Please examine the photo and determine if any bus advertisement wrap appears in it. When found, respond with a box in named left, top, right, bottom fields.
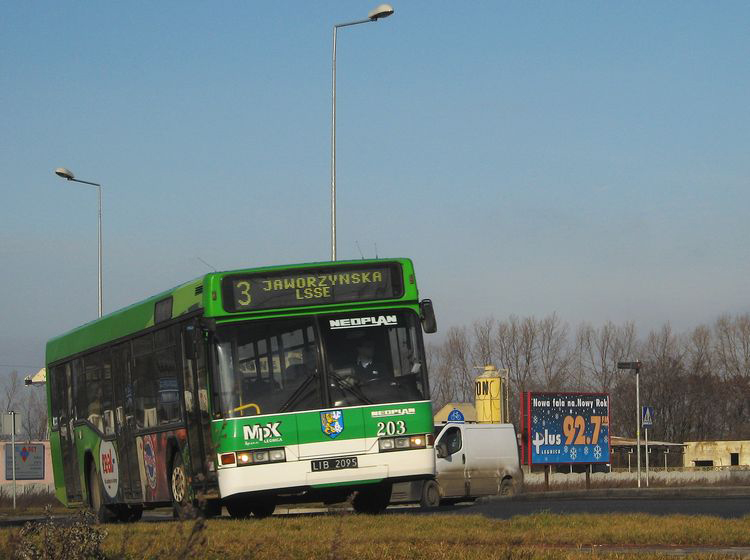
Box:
left=520, top=392, right=610, bottom=465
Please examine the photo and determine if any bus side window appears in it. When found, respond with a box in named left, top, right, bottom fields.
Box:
left=71, top=358, right=85, bottom=422
left=101, top=351, right=114, bottom=435
left=133, top=333, right=156, bottom=429
left=155, top=325, right=182, bottom=425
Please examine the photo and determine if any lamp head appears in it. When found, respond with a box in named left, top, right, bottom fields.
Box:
left=368, top=3, right=394, bottom=20
left=54, top=167, right=75, bottom=180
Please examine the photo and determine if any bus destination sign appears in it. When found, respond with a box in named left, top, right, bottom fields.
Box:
left=222, top=263, right=403, bottom=312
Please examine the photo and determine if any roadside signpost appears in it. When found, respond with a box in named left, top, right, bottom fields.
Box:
left=618, top=361, right=643, bottom=487
left=642, top=406, right=654, bottom=487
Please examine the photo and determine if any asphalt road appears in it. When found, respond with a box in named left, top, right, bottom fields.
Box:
left=462, top=495, right=750, bottom=519
left=3, top=490, right=749, bottom=527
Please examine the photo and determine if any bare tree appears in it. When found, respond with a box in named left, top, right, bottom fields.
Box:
left=0, top=371, right=21, bottom=413
left=714, top=313, right=750, bottom=380
left=576, top=321, right=636, bottom=393
left=536, top=313, right=571, bottom=391
left=21, top=387, right=48, bottom=441
left=470, top=317, right=496, bottom=370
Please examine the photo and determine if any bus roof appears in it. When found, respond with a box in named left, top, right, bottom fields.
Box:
left=45, top=258, right=416, bottom=365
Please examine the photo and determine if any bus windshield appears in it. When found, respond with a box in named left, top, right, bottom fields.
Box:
left=212, top=310, right=428, bottom=418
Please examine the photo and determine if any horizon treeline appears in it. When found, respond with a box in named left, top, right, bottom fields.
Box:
left=427, top=313, right=750, bottom=443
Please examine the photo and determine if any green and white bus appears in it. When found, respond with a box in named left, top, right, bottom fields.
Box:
left=46, top=258, right=437, bottom=520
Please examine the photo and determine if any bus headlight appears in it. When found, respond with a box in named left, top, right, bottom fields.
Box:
left=378, top=435, right=429, bottom=452
left=218, top=448, right=286, bottom=468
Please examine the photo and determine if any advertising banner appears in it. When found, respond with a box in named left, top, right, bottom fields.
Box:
left=4, top=443, right=45, bottom=480
left=521, top=392, right=610, bottom=465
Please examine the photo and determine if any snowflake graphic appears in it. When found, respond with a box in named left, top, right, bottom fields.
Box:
left=569, top=447, right=577, bottom=460
left=594, top=446, right=602, bottom=460
left=563, top=445, right=568, bottom=453
left=583, top=446, right=589, bottom=455
left=603, top=435, right=608, bottom=444
left=533, top=415, right=538, bottom=424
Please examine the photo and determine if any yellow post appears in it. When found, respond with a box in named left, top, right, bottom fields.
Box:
left=474, top=365, right=506, bottom=423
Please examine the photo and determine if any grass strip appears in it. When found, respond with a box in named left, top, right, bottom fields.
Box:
left=1, top=512, right=748, bottom=559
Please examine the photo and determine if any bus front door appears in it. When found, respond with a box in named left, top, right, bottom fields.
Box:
left=182, top=322, right=216, bottom=500
left=112, top=343, right=142, bottom=500
left=57, top=363, right=82, bottom=503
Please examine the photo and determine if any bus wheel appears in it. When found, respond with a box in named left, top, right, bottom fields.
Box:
left=250, top=498, right=275, bottom=519
left=88, top=462, right=116, bottom=523
left=200, top=499, right=222, bottom=518
left=226, top=500, right=252, bottom=519
left=226, top=498, right=275, bottom=519
left=352, top=482, right=392, bottom=514
left=170, top=453, right=195, bottom=519
left=419, top=480, right=441, bottom=508
left=116, top=505, right=143, bottom=523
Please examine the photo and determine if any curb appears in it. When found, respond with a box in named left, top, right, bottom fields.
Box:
left=477, top=486, right=750, bottom=503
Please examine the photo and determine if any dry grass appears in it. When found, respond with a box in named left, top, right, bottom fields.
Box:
left=2, top=512, right=749, bottom=559
left=0, top=487, right=66, bottom=515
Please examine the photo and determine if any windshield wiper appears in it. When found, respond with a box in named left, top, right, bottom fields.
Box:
left=327, top=371, right=373, bottom=405
left=278, top=373, right=317, bottom=413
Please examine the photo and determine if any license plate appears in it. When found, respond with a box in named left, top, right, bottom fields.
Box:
left=311, top=456, right=359, bottom=472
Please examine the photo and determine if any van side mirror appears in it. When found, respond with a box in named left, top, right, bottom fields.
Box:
left=420, top=299, right=437, bottom=334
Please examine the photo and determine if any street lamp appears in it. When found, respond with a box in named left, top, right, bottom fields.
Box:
left=330, top=4, right=394, bottom=261
left=618, top=360, right=642, bottom=487
left=54, top=167, right=103, bottom=318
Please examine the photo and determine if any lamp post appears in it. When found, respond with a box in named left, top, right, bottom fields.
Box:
left=7, top=411, right=16, bottom=510
left=54, top=168, right=103, bottom=318
left=331, top=4, right=394, bottom=261
left=618, top=361, right=642, bottom=487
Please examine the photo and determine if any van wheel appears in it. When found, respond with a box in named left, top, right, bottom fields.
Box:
left=500, top=478, right=515, bottom=497
left=171, top=453, right=196, bottom=519
left=352, top=482, right=392, bottom=514
left=88, top=462, right=116, bottom=523
left=419, top=480, right=441, bottom=508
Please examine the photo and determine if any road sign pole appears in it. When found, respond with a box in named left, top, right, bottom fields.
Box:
left=645, top=427, right=649, bottom=487
left=10, top=412, right=16, bottom=510
left=636, top=370, right=641, bottom=488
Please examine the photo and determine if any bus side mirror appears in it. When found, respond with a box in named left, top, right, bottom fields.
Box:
left=420, top=299, right=437, bottom=333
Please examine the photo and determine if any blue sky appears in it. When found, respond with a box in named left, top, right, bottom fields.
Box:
left=2, top=1, right=749, bottom=375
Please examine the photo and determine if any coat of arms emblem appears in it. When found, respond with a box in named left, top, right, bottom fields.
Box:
left=320, top=410, right=344, bottom=439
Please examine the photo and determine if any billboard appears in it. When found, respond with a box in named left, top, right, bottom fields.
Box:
left=4, top=443, right=45, bottom=480
left=520, top=392, right=610, bottom=465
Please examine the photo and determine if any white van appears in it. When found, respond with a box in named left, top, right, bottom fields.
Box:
left=391, top=423, right=523, bottom=507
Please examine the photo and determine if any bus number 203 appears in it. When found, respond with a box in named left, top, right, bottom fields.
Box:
left=377, top=421, right=406, bottom=436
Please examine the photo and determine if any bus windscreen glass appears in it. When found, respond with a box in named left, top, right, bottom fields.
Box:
left=222, top=262, right=403, bottom=312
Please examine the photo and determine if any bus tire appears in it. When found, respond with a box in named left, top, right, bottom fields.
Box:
left=419, top=480, right=441, bottom=508
left=88, top=461, right=116, bottom=523
left=116, top=505, right=143, bottom=523
left=200, top=499, right=222, bottom=518
left=250, top=497, right=276, bottom=518
left=352, top=482, right=392, bottom=514
left=170, top=452, right=196, bottom=519
left=226, top=500, right=252, bottom=519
